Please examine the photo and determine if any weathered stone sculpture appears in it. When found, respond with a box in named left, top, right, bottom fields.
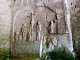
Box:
left=29, top=24, right=32, bottom=41
left=11, top=0, right=74, bottom=56
left=14, top=31, right=19, bottom=41
left=50, top=20, right=57, bottom=33
left=21, top=24, right=27, bottom=41
left=38, top=21, right=42, bottom=40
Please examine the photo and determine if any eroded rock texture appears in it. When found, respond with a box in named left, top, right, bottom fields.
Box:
left=11, top=0, right=74, bottom=56
left=68, top=0, right=80, bottom=58
left=0, top=0, right=13, bottom=51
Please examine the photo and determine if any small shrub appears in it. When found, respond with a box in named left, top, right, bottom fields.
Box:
left=0, top=51, right=11, bottom=60
left=44, top=48, right=75, bottom=60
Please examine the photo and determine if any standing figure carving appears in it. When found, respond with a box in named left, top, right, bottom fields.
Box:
left=21, top=24, right=27, bottom=41
left=37, top=21, right=42, bottom=40
left=28, top=21, right=32, bottom=41
left=14, top=31, right=19, bottom=41
left=44, top=36, right=49, bottom=49
left=50, top=20, right=56, bottom=33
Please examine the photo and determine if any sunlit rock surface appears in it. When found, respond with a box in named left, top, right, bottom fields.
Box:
left=0, top=0, right=12, bottom=50
left=11, top=0, right=74, bottom=56
left=69, top=0, right=80, bottom=58
left=0, top=0, right=79, bottom=58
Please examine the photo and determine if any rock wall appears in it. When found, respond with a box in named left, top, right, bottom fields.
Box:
left=0, top=0, right=79, bottom=57
left=11, top=0, right=74, bottom=56
left=68, top=0, right=80, bottom=58
left=0, top=0, right=13, bottom=52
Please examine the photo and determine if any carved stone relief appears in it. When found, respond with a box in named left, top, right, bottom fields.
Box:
left=11, top=0, right=72, bottom=56
left=42, top=34, right=71, bottom=54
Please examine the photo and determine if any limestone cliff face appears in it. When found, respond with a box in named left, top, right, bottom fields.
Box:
left=0, top=0, right=13, bottom=51
left=0, top=0, right=79, bottom=57
left=11, top=0, right=74, bottom=56
left=68, top=0, right=80, bottom=56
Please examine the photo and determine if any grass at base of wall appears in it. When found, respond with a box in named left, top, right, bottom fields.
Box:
left=0, top=53, right=39, bottom=60
left=11, top=53, right=39, bottom=60
left=0, top=49, right=11, bottom=60
left=42, top=48, right=75, bottom=60
left=11, top=56, right=38, bottom=60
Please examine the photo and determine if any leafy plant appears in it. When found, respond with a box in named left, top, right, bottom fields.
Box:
left=0, top=50, right=11, bottom=60
left=43, top=47, right=75, bottom=60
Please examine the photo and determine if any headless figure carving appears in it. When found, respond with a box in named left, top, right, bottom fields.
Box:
left=14, top=31, right=19, bottom=41
left=47, top=20, right=56, bottom=33
left=44, top=36, right=49, bottom=48
left=50, top=20, right=56, bottom=33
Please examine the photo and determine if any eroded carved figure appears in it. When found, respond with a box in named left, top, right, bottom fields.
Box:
left=50, top=20, right=57, bottom=33
left=21, top=24, right=27, bottom=41
left=38, top=21, right=42, bottom=40
left=14, top=31, right=19, bottom=41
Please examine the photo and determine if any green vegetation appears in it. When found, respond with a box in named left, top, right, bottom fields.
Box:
left=46, top=51, right=74, bottom=60
left=0, top=51, right=11, bottom=60
left=11, top=56, right=37, bottom=60
left=45, top=48, right=75, bottom=60
left=0, top=53, right=38, bottom=60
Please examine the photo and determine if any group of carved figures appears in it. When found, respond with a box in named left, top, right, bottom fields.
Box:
left=14, top=20, right=57, bottom=41
left=14, top=24, right=29, bottom=41
left=14, top=21, right=42, bottom=41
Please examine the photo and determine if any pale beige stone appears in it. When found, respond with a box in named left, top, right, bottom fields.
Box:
left=0, top=0, right=12, bottom=49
